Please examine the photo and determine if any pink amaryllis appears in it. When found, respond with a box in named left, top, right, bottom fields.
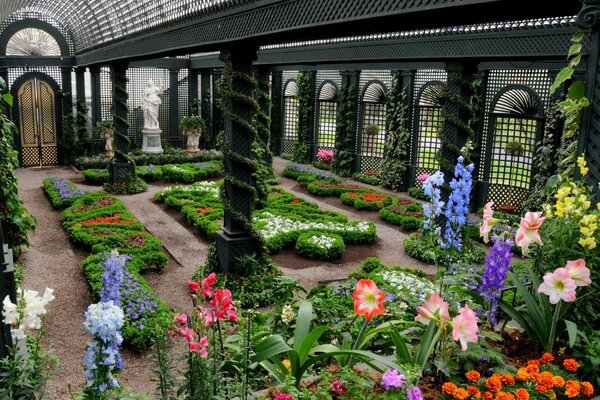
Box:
left=452, top=305, right=479, bottom=351
left=515, top=211, right=545, bottom=254
left=415, top=293, right=450, bottom=325
left=353, top=279, right=385, bottom=320
left=479, top=201, right=499, bottom=244
left=565, top=259, right=592, bottom=287
left=538, top=267, right=577, bottom=304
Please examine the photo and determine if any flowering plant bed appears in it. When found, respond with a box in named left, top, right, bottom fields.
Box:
left=282, top=162, right=339, bottom=183
left=82, top=168, right=109, bottom=185
left=379, top=197, right=424, bottom=231
left=307, top=180, right=371, bottom=196
left=295, top=232, right=345, bottom=261
left=134, top=164, right=163, bottom=181
left=161, top=161, right=222, bottom=183
left=42, top=177, right=86, bottom=208
left=340, top=191, right=392, bottom=211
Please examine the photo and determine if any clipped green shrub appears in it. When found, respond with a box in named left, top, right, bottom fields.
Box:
left=351, top=172, right=381, bottom=186
left=295, top=233, right=345, bottom=261
left=161, top=161, right=222, bottom=183
left=407, top=186, right=428, bottom=201
left=42, top=177, right=86, bottom=209
left=83, top=168, right=109, bottom=185
left=379, top=197, right=424, bottom=231
left=307, top=181, right=370, bottom=196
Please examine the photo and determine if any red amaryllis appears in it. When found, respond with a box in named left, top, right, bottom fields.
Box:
left=353, top=279, right=385, bottom=320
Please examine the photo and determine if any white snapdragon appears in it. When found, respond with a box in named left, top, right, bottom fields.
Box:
left=254, top=212, right=370, bottom=240
left=157, top=182, right=220, bottom=198
left=2, top=287, right=55, bottom=340
left=308, top=235, right=336, bottom=249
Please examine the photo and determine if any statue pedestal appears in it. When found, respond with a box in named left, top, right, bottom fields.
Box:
left=142, top=128, right=163, bottom=154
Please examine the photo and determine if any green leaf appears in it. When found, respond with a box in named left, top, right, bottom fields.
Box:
left=567, top=81, right=586, bottom=101
left=568, top=43, right=582, bottom=58
left=293, top=300, right=313, bottom=350
left=251, top=335, right=292, bottom=364
left=297, top=326, right=329, bottom=364
left=564, top=319, right=578, bottom=348
left=2, top=93, right=12, bottom=106
left=571, top=31, right=584, bottom=43
left=569, top=54, right=583, bottom=69
left=550, top=68, right=574, bottom=95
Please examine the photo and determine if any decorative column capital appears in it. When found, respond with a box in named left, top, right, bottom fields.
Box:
left=578, top=0, right=600, bottom=29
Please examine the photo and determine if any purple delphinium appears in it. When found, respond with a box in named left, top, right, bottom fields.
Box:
left=477, top=234, right=513, bottom=325
left=381, top=369, right=405, bottom=390
left=422, top=171, right=445, bottom=233
left=406, top=386, right=424, bottom=400
left=286, top=162, right=339, bottom=179
left=442, top=157, right=474, bottom=251
left=120, top=269, right=159, bottom=331
left=49, top=177, right=86, bottom=200
left=100, top=251, right=129, bottom=306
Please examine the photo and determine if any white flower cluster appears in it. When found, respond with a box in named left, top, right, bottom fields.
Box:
left=378, top=270, right=434, bottom=304
left=308, top=235, right=336, bottom=249
left=2, top=287, right=55, bottom=340
left=281, top=304, right=294, bottom=325
left=254, top=212, right=371, bottom=240
left=157, top=182, right=220, bottom=198
left=164, top=165, right=187, bottom=173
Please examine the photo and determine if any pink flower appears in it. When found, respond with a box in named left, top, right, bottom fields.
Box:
left=415, top=293, right=450, bottom=325
left=538, top=267, right=577, bottom=304
left=201, top=272, right=217, bottom=299
left=452, top=305, right=478, bottom=351
left=187, top=280, right=200, bottom=293
left=417, top=173, right=431, bottom=183
left=565, top=259, right=592, bottom=287
left=515, top=212, right=545, bottom=254
left=177, top=327, right=195, bottom=342
left=332, top=379, right=344, bottom=394
left=174, top=313, right=188, bottom=327
left=210, top=288, right=234, bottom=320
left=479, top=201, right=499, bottom=244
left=274, top=395, right=293, bottom=400
left=353, top=279, right=385, bottom=320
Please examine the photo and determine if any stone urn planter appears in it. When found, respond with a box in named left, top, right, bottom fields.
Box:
left=181, top=115, right=205, bottom=154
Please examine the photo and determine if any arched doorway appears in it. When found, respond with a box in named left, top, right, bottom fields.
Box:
left=11, top=73, right=62, bottom=167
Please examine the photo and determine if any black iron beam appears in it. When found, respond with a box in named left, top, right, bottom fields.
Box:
left=75, top=0, right=579, bottom=66
left=0, top=56, right=75, bottom=67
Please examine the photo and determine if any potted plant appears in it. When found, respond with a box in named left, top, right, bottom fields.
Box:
left=498, top=139, right=525, bottom=214
left=181, top=115, right=205, bottom=153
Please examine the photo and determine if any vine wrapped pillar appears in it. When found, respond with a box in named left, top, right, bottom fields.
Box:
left=109, top=62, right=134, bottom=182
left=199, top=69, right=212, bottom=148
left=271, top=71, right=283, bottom=155
left=472, top=69, right=489, bottom=210
left=398, top=69, right=416, bottom=189
left=188, top=69, right=199, bottom=115
left=339, top=70, right=360, bottom=174
left=212, top=69, right=224, bottom=142
left=215, top=47, right=260, bottom=273
left=169, top=68, right=180, bottom=145
left=89, top=66, right=102, bottom=129
left=75, top=67, right=86, bottom=106
left=577, top=1, right=600, bottom=192
left=255, top=66, right=274, bottom=169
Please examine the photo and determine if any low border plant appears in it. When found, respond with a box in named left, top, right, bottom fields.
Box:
left=295, top=233, right=345, bottom=261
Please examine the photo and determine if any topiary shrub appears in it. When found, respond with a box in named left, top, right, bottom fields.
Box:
left=295, top=233, right=345, bottom=261
left=379, top=197, right=424, bottom=231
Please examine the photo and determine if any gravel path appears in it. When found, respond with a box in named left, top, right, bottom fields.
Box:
left=13, top=159, right=436, bottom=398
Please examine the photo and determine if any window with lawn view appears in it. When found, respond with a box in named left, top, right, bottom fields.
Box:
left=359, top=81, right=387, bottom=174
left=282, top=79, right=299, bottom=154
left=316, top=81, right=338, bottom=152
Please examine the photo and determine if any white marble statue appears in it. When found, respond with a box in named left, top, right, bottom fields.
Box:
left=103, top=127, right=114, bottom=158
left=185, top=128, right=202, bottom=153
left=140, top=79, right=164, bottom=130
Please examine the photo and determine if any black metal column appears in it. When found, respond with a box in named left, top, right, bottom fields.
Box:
left=399, top=69, right=416, bottom=188
left=0, top=223, right=15, bottom=359
left=472, top=69, right=490, bottom=209
left=75, top=67, right=86, bottom=105
left=212, top=69, right=224, bottom=144
left=188, top=68, right=199, bottom=115
left=341, top=70, right=360, bottom=173
left=200, top=70, right=212, bottom=148
left=90, top=66, right=102, bottom=128
left=256, top=66, right=272, bottom=153
left=577, top=1, right=600, bottom=191
left=61, top=67, right=73, bottom=116
left=271, top=71, right=283, bottom=155
left=169, top=68, right=180, bottom=144
left=214, top=47, right=260, bottom=273
left=303, top=70, right=317, bottom=163
left=109, top=62, right=133, bottom=182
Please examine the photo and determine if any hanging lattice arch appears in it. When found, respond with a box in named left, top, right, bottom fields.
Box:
left=483, top=84, right=546, bottom=212
left=411, top=80, right=446, bottom=185
left=0, top=17, right=71, bottom=56
left=358, top=80, right=388, bottom=174
left=315, top=80, right=339, bottom=153
left=281, top=79, right=300, bottom=154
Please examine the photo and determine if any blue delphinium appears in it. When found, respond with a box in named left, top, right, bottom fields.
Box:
left=120, top=269, right=159, bottom=332
left=49, top=177, right=86, bottom=200
left=477, top=234, right=513, bottom=325
left=100, top=251, right=129, bottom=306
left=83, top=301, right=125, bottom=396
left=286, top=162, right=338, bottom=179
left=442, top=157, right=474, bottom=250
left=422, top=171, right=445, bottom=233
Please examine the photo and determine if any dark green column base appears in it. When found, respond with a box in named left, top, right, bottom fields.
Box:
left=214, top=229, right=260, bottom=273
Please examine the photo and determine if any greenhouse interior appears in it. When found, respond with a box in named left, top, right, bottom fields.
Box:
left=1, top=0, right=599, bottom=399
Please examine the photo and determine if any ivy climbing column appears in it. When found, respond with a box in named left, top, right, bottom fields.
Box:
left=90, top=66, right=102, bottom=128
left=200, top=69, right=212, bottom=148
left=270, top=71, right=283, bottom=155
left=215, top=47, right=260, bottom=273
left=332, top=70, right=359, bottom=176
left=109, top=62, right=133, bottom=182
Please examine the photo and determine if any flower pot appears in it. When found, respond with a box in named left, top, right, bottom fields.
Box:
left=498, top=204, right=517, bottom=214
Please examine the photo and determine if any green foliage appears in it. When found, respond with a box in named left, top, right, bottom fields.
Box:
left=180, top=114, right=205, bottom=132
left=103, top=175, right=148, bottom=195
left=576, top=330, right=600, bottom=386
left=74, top=149, right=223, bottom=170
left=403, top=232, right=486, bottom=267
left=291, top=72, right=313, bottom=164
left=0, top=77, right=36, bottom=250
left=62, top=100, right=93, bottom=163
left=332, top=85, right=357, bottom=177
left=161, top=161, right=222, bottom=183
left=407, top=186, right=428, bottom=201
left=83, top=168, right=110, bottom=185
left=379, top=198, right=424, bottom=231
left=380, top=78, right=410, bottom=191
left=295, top=232, right=345, bottom=261
left=311, top=160, right=332, bottom=171
left=307, top=180, right=370, bottom=196
left=351, top=172, right=380, bottom=185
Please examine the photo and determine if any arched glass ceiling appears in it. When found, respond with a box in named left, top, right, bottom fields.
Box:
left=0, top=0, right=247, bottom=52
left=6, top=27, right=60, bottom=56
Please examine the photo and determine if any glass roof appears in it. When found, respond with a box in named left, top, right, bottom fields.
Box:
left=6, top=27, right=60, bottom=56
left=0, top=0, right=249, bottom=53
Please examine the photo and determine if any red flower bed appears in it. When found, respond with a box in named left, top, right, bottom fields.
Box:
left=80, top=213, right=134, bottom=226
left=196, top=207, right=216, bottom=216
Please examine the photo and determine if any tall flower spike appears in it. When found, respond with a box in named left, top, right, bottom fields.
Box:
left=353, top=279, right=385, bottom=320
left=515, top=211, right=545, bottom=254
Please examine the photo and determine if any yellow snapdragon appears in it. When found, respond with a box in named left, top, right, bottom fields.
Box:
left=578, top=214, right=598, bottom=250
left=577, top=155, right=589, bottom=176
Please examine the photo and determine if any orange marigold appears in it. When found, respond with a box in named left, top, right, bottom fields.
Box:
left=525, top=364, right=539, bottom=374
left=515, top=388, right=530, bottom=400
left=486, top=376, right=503, bottom=393
left=536, top=372, right=554, bottom=388
left=484, top=392, right=494, bottom=400
left=454, top=388, right=469, bottom=400
left=466, top=370, right=481, bottom=382
left=563, top=359, right=579, bottom=372
left=516, top=369, right=530, bottom=382
left=536, top=384, right=549, bottom=394
left=527, top=359, right=540, bottom=366
left=502, top=374, right=515, bottom=386
left=540, top=353, right=554, bottom=363
left=582, top=381, right=594, bottom=396
left=468, top=386, right=482, bottom=398
left=552, top=376, right=565, bottom=388
left=443, top=382, right=458, bottom=395
left=565, top=381, right=581, bottom=398
left=495, top=391, right=515, bottom=400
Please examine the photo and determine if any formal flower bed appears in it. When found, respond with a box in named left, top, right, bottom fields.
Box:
left=379, top=197, right=425, bottom=231
left=73, top=148, right=222, bottom=170
left=340, top=191, right=392, bottom=211
left=307, top=180, right=371, bottom=196
left=295, top=232, right=345, bottom=261
left=282, top=162, right=339, bottom=182
left=42, top=177, right=86, bottom=208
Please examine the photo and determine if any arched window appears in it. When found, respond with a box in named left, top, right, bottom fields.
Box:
left=6, top=28, right=61, bottom=56
left=316, top=81, right=338, bottom=152
left=282, top=79, right=299, bottom=154
left=485, top=85, right=544, bottom=209
left=359, top=81, right=387, bottom=174
left=413, top=81, right=445, bottom=179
